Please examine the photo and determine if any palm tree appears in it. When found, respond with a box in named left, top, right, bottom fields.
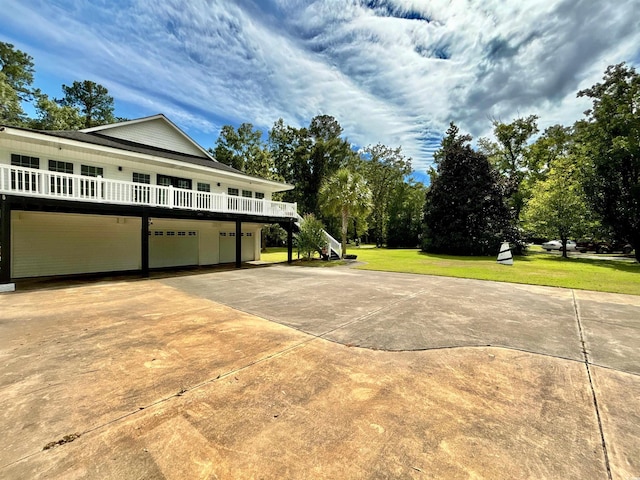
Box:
left=319, top=168, right=372, bottom=257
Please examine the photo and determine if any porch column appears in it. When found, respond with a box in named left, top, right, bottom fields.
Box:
left=0, top=196, right=13, bottom=287
left=141, top=210, right=150, bottom=277
left=235, top=219, right=242, bottom=268
left=287, top=220, right=293, bottom=264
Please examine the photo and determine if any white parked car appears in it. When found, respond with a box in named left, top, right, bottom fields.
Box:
left=541, top=240, right=578, bottom=251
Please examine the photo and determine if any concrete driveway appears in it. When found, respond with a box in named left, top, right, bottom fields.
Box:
left=1, top=265, right=638, bottom=479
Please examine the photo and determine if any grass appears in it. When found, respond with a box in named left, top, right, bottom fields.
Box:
left=260, top=248, right=346, bottom=267
left=261, top=245, right=640, bottom=295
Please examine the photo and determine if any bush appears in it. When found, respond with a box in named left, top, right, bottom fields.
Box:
left=294, top=214, right=327, bottom=260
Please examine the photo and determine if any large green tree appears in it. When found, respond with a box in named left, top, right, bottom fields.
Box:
left=0, top=72, right=23, bottom=125
left=479, top=115, right=539, bottom=223
left=212, top=123, right=274, bottom=178
left=525, top=124, right=574, bottom=186
left=577, top=63, right=640, bottom=261
left=319, top=167, right=371, bottom=256
left=29, top=91, right=84, bottom=130
left=522, top=155, right=595, bottom=257
left=58, top=80, right=115, bottom=128
left=422, top=123, right=511, bottom=256
left=0, top=42, right=35, bottom=125
left=361, top=144, right=412, bottom=247
left=269, top=115, right=354, bottom=216
left=0, top=42, right=34, bottom=100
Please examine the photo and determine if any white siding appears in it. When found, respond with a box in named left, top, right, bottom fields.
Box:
left=11, top=212, right=140, bottom=278
left=95, top=118, right=205, bottom=156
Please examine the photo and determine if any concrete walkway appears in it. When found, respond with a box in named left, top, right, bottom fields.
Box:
left=1, top=265, right=638, bottom=479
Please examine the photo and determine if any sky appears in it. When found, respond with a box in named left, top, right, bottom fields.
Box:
left=1, top=0, right=640, bottom=181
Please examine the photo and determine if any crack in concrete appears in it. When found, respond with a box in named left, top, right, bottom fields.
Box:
left=573, top=289, right=612, bottom=480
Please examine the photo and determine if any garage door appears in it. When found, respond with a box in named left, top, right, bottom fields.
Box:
left=150, top=230, right=198, bottom=268
left=12, top=211, right=140, bottom=278
left=219, top=231, right=255, bottom=264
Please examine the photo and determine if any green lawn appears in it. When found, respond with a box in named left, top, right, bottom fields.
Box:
left=261, top=245, right=640, bottom=295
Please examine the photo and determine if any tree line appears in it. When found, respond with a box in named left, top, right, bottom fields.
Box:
left=212, top=117, right=425, bottom=255
left=424, top=63, right=640, bottom=261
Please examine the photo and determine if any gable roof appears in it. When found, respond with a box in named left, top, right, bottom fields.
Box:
left=39, top=129, right=242, bottom=173
left=80, top=114, right=212, bottom=158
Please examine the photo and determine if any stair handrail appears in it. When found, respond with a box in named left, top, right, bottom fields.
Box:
left=325, top=231, right=342, bottom=259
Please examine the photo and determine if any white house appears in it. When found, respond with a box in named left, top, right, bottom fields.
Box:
left=0, top=114, right=301, bottom=288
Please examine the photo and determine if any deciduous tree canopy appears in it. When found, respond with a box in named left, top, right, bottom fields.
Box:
left=577, top=63, right=640, bottom=260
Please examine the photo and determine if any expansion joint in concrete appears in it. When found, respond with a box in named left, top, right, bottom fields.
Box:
left=572, top=290, right=612, bottom=480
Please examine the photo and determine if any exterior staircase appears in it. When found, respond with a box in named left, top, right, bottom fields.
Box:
left=293, top=214, right=342, bottom=260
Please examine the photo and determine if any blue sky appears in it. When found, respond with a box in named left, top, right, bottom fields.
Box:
left=2, top=0, right=640, bottom=181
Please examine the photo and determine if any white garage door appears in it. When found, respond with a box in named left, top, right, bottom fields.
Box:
left=242, top=232, right=255, bottom=262
left=12, top=211, right=140, bottom=278
left=219, top=231, right=255, bottom=264
left=149, top=230, right=198, bottom=268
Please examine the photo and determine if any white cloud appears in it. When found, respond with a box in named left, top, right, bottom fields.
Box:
left=1, top=0, right=639, bottom=174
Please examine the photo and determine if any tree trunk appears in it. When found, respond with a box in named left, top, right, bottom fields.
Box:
left=561, top=237, right=568, bottom=258
left=341, top=209, right=348, bottom=257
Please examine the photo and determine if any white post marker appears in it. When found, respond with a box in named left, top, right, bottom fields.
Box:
left=497, top=242, right=513, bottom=265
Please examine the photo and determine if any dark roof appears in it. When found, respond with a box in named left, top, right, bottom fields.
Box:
left=32, top=128, right=246, bottom=176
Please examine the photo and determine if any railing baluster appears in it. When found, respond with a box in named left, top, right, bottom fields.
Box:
left=0, top=164, right=298, bottom=218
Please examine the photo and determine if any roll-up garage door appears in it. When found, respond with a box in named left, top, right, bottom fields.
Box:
left=12, top=211, right=140, bottom=278
left=149, top=230, right=198, bottom=268
left=219, top=231, right=255, bottom=264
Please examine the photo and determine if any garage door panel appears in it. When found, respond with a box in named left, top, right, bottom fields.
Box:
left=150, top=230, right=198, bottom=268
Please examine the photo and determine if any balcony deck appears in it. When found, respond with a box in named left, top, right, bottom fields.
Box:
left=0, top=165, right=297, bottom=219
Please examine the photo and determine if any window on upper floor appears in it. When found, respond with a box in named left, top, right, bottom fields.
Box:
left=11, top=154, right=40, bottom=169
left=255, top=192, right=265, bottom=199
left=48, top=160, right=73, bottom=195
left=228, top=188, right=239, bottom=196
left=132, top=173, right=151, bottom=203
left=157, top=174, right=192, bottom=190
left=197, top=182, right=211, bottom=192
left=242, top=190, right=252, bottom=198
left=80, top=165, right=104, bottom=197
left=10, top=154, right=40, bottom=191
left=133, top=173, right=151, bottom=184
left=81, top=165, right=104, bottom=177
left=48, top=160, right=73, bottom=174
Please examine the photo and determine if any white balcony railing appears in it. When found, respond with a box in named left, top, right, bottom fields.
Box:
left=0, top=164, right=297, bottom=219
